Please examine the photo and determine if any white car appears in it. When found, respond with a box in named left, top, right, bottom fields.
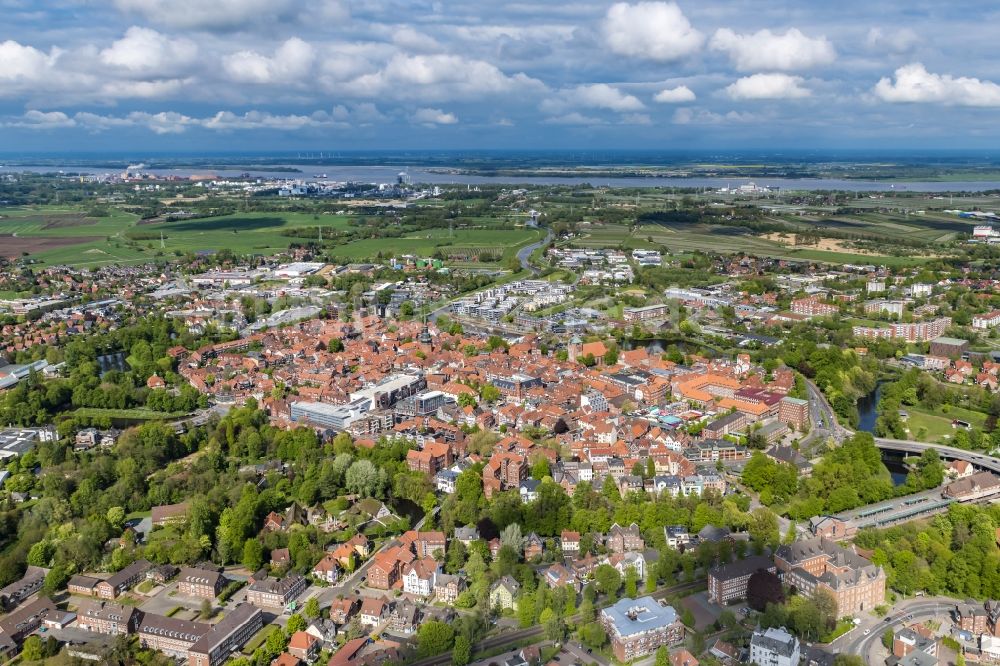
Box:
left=864, top=629, right=871, bottom=635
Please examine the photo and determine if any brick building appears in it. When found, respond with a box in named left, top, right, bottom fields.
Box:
left=137, top=613, right=209, bottom=660
left=483, top=452, right=528, bottom=499
left=708, top=555, right=777, bottom=604
left=76, top=600, right=140, bottom=635
left=600, top=597, right=685, bottom=661
left=606, top=523, right=645, bottom=554
left=95, top=559, right=152, bottom=599
left=177, top=568, right=227, bottom=600
left=187, top=604, right=263, bottom=666
left=778, top=397, right=810, bottom=430
left=245, top=574, right=307, bottom=610
left=774, top=537, right=886, bottom=615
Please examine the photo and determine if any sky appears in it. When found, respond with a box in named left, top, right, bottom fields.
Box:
left=2, top=0, right=1000, bottom=153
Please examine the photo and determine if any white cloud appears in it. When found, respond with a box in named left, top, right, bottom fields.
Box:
left=98, top=78, right=188, bottom=99
left=99, top=27, right=197, bottom=75
left=331, top=103, right=387, bottom=125
left=654, top=85, right=696, bottom=103
left=130, top=111, right=198, bottom=134
left=391, top=27, right=443, bottom=53
left=541, top=84, right=645, bottom=117
left=572, top=84, right=645, bottom=112
left=350, top=53, right=544, bottom=101
left=222, top=38, right=315, bottom=84
left=710, top=28, right=835, bottom=71
left=4, top=110, right=76, bottom=129
left=874, top=63, right=1000, bottom=107
left=74, top=110, right=197, bottom=134
left=203, top=109, right=343, bottom=130
left=866, top=27, right=918, bottom=54
left=543, top=112, right=606, bottom=125
left=112, top=0, right=347, bottom=30
left=0, top=40, right=61, bottom=83
left=603, top=2, right=703, bottom=62
left=672, top=107, right=757, bottom=125
left=412, top=107, right=458, bottom=125
left=725, top=73, right=811, bottom=100
left=7, top=104, right=392, bottom=134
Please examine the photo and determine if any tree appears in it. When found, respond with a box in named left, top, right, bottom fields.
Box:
left=541, top=607, right=564, bottom=641
left=106, top=506, right=126, bottom=530
left=286, top=613, right=306, bottom=635
left=345, top=459, right=382, bottom=497
left=594, top=564, right=622, bottom=599
left=580, top=621, right=607, bottom=649
left=43, top=565, right=70, bottom=596
left=417, top=620, right=455, bottom=657
left=747, top=570, right=785, bottom=612
left=531, top=457, right=551, bottom=480
left=812, top=588, right=839, bottom=632
left=603, top=348, right=619, bottom=366
left=21, top=635, right=43, bottom=662
left=265, top=625, right=287, bottom=657
left=480, top=384, right=501, bottom=403
left=199, top=598, right=212, bottom=619
left=518, top=591, right=536, bottom=628
left=624, top=566, right=639, bottom=599
left=500, top=523, right=525, bottom=554
left=453, top=635, right=472, bottom=666
left=328, top=338, right=344, bottom=352
left=655, top=646, right=670, bottom=666
left=304, top=596, right=320, bottom=619
left=748, top=507, right=780, bottom=547
left=242, top=538, right=265, bottom=572
left=27, top=541, right=54, bottom=567
left=446, top=539, right=467, bottom=574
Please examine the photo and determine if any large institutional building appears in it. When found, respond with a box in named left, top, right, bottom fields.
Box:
left=774, top=536, right=886, bottom=615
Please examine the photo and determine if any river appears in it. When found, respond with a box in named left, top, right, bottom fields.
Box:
left=856, top=383, right=883, bottom=433
left=3, top=163, right=1000, bottom=191
left=855, top=382, right=908, bottom=486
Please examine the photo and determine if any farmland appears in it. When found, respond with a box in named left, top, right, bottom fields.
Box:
left=568, top=221, right=934, bottom=267
left=0, top=207, right=542, bottom=267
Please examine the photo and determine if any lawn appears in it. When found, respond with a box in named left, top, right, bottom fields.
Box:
left=821, top=620, right=855, bottom=644
left=900, top=405, right=987, bottom=443
left=242, top=624, right=280, bottom=655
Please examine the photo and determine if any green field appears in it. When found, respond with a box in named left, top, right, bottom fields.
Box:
left=572, top=221, right=932, bottom=266
left=903, top=405, right=987, bottom=443
left=640, top=222, right=935, bottom=267
left=0, top=207, right=541, bottom=267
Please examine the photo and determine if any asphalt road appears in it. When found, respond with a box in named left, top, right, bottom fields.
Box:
left=838, top=597, right=959, bottom=660
left=517, top=228, right=553, bottom=274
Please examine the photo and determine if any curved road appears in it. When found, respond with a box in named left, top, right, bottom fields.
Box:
left=839, top=598, right=960, bottom=661
left=517, top=227, right=553, bottom=274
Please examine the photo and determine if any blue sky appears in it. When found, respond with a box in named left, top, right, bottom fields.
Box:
left=2, top=0, right=1000, bottom=152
